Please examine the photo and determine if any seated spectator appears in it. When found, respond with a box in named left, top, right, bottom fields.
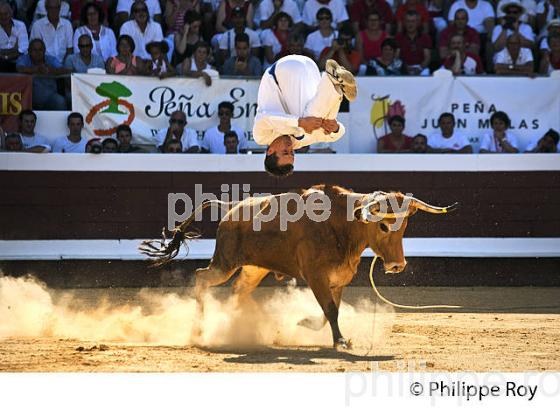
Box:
left=439, top=8, right=481, bottom=60
left=223, top=130, right=241, bottom=153
left=52, top=112, right=88, bottom=153
left=162, top=138, right=183, bottom=153
left=255, top=0, right=302, bottom=30
left=119, top=1, right=163, bottom=60
left=115, top=0, right=162, bottom=29
left=411, top=133, right=428, bottom=153
left=494, top=33, right=534, bottom=75
left=201, top=101, right=246, bottom=153
left=302, top=0, right=348, bottom=30
left=165, top=0, right=201, bottom=36
left=65, top=33, right=105, bottom=72
left=395, top=10, right=432, bottom=75
left=146, top=40, right=175, bottom=77
left=172, top=10, right=203, bottom=65
left=217, top=6, right=261, bottom=63
left=260, top=11, right=293, bottom=68
left=216, top=0, right=255, bottom=33
left=69, top=1, right=110, bottom=29
left=496, top=0, right=537, bottom=28
left=180, top=41, right=216, bottom=85
left=73, top=2, right=116, bottom=62
left=85, top=137, right=103, bottom=153
left=32, top=0, right=71, bottom=24
left=106, top=34, right=146, bottom=75
left=377, top=115, right=413, bottom=153
left=540, top=33, right=560, bottom=73
left=102, top=137, right=118, bottom=152
left=18, top=109, right=51, bottom=152
left=16, top=38, right=69, bottom=110
left=447, top=0, right=496, bottom=35
left=539, top=19, right=560, bottom=56
left=0, top=1, right=28, bottom=72
left=443, top=34, right=484, bottom=75
left=426, top=0, right=448, bottom=33
left=355, top=11, right=389, bottom=64
left=428, top=112, right=473, bottom=153
left=304, top=7, right=338, bottom=61
left=30, top=0, right=73, bottom=64
left=3, top=133, right=23, bottom=151
left=492, top=0, right=535, bottom=52
left=524, top=128, right=559, bottom=152
left=115, top=124, right=144, bottom=153
left=365, top=37, right=407, bottom=75
left=350, top=0, right=394, bottom=33
left=277, top=31, right=316, bottom=60
left=395, top=0, right=431, bottom=34
left=479, top=111, right=519, bottom=153
left=222, top=32, right=262, bottom=75
left=156, top=110, right=200, bottom=152
left=536, top=0, right=560, bottom=33
left=319, top=23, right=360, bottom=73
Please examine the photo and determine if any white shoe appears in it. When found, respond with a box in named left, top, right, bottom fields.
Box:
left=325, top=59, right=357, bottom=101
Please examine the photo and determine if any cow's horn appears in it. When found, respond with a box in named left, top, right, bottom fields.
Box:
left=359, top=192, right=409, bottom=220
left=407, top=197, right=459, bottom=214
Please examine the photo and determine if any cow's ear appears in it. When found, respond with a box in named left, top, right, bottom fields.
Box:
left=354, top=208, right=368, bottom=223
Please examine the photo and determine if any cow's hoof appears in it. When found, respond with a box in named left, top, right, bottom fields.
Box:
left=334, top=338, right=352, bottom=351
left=297, top=316, right=326, bottom=331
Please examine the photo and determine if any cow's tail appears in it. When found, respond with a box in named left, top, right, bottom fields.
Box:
left=139, top=200, right=227, bottom=267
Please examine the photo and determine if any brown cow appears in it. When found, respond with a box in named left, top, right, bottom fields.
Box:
left=140, top=185, right=457, bottom=349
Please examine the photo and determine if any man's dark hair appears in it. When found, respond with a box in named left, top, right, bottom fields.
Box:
left=193, top=41, right=210, bottom=55
left=388, top=115, right=405, bottom=126
left=414, top=133, right=427, bottom=141
left=184, top=10, right=202, bottom=25
left=116, top=124, right=132, bottom=137
left=490, top=111, right=511, bottom=128
left=264, top=152, right=294, bottom=177
left=218, top=101, right=234, bottom=113
left=316, top=7, right=333, bottom=20
left=438, top=112, right=455, bottom=125
left=381, top=38, right=398, bottom=50
left=544, top=128, right=560, bottom=145
left=224, top=130, right=239, bottom=141
left=28, top=38, right=45, bottom=51
left=102, top=137, right=118, bottom=148
left=235, top=32, right=250, bottom=46
left=19, top=109, right=36, bottom=121
left=273, top=11, right=293, bottom=28
left=67, top=112, right=84, bottom=124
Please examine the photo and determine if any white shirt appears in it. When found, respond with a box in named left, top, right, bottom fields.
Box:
left=30, top=17, right=74, bottom=63
left=254, top=0, right=303, bottom=26
left=0, top=19, right=29, bottom=54
left=304, top=29, right=338, bottom=60
left=493, top=47, right=533, bottom=65
left=479, top=131, right=519, bottom=152
left=73, top=25, right=117, bottom=61
left=428, top=130, right=471, bottom=151
left=260, top=28, right=282, bottom=57
left=116, top=0, right=162, bottom=18
left=52, top=136, right=89, bottom=153
left=496, top=0, right=537, bottom=22
left=302, top=0, right=348, bottom=27
left=448, top=0, right=496, bottom=33
left=119, top=20, right=163, bottom=59
left=491, top=23, right=535, bottom=44
left=32, top=0, right=71, bottom=24
left=21, top=133, right=52, bottom=151
left=156, top=127, right=200, bottom=151
left=218, top=28, right=261, bottom=56
left=536, top=1, right=559, bottom=24
left=202, top=125, right=247, bottom=153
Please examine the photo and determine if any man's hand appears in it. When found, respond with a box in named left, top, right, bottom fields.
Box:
left=321, top=118, right=339, bottom=134
left=298, top=116, right=323, bottom=133
left=200, top=71, right=212, bottom=86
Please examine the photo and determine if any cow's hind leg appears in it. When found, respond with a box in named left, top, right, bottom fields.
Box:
left=298, top=286, right=344, bottom=332
left=232, top=266, right=270, bottom=308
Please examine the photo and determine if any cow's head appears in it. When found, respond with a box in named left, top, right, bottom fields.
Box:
left=353, top=192, right=458, bottom=274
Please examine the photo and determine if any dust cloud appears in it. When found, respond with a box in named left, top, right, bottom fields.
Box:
left=0, top=275, right=394, bottom=348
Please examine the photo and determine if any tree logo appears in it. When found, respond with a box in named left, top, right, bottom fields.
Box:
left=85, top=81, right=135, bottom=136
left=370, top=94, right=405, bottom=139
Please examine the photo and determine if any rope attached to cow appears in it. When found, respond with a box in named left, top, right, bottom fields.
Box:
left=368, top=256, right=463, bottom=310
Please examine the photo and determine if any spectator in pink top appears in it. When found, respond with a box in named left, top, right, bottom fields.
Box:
left=356, top=11, right=389, bottom=63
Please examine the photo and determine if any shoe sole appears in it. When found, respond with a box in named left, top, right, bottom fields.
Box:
left=326, top=59, right=357, bottom=102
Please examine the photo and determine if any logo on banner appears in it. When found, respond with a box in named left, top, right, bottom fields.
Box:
left=370, top=94, right=406, bottom=139
left=85, top=81, right=135, bottom=136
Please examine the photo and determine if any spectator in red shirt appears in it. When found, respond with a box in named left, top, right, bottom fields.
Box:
left=356, top=11, right=389, bottom=63
left=377, top=115, right=414, bottom=153
left=350, top=0, right=394, bottom=32
left=443, top=34, right=484, bottom=74
left=395, top=0, right=432, bottom=34
left=439, top=8, right=481, bottom=60
left=319, top=23, right=361, bottom=73
left=395, top=10, right=432, bottom=74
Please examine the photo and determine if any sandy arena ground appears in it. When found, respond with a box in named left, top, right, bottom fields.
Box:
left=0, top=277, right=559, bottom=372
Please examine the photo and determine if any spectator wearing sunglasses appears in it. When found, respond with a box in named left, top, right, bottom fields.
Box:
left=119, top=0, right=163, bottom=59
left=155, top=110, right=200, bottom=152
left=64, top=34, right=104, bottom=72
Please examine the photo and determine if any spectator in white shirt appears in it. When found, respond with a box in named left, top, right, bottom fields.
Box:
left=494, top=33, right=534, bottom=75
left=255, top=0, right=302, bottom=30
left=492, top=0, right=535, bottom=52
left=201, top=101, right=246, bottom=153
left=156, top=110, right=200, bottom=152
left=304, top=7, right=338, bottom=61
left=73, top=2, right=117, bottom=61
left=30, top=0, right=73, bottom=64
left=536, top=0, right=560, bottom=33
left=447, top=0, right=495, bottom=34
left=119, top=1, right=164, bottom=59
left=18, top=109, right=51, bottom=153
left=428, top=112, right=473, bottom=153
left=524, top=128, right=560, bottom=152
left=302, top=0, right=348, bottom=30
left=218, top=6, right=261, bottom=62
left=52, top=112, right=89, bottom=153
left=115, top=0, right=162, bottom=31
left=0, top=1, right=28, bottom=71
left=32, top=0, right=71, bottom=24
left=496, top=0, right=537, bottom=28
left=479, top=111, right=519, bottom=153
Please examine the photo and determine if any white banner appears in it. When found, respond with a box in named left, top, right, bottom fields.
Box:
left=71, top=74, right=260, bottom=146
left=349, top=76, right=560, bottom=153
